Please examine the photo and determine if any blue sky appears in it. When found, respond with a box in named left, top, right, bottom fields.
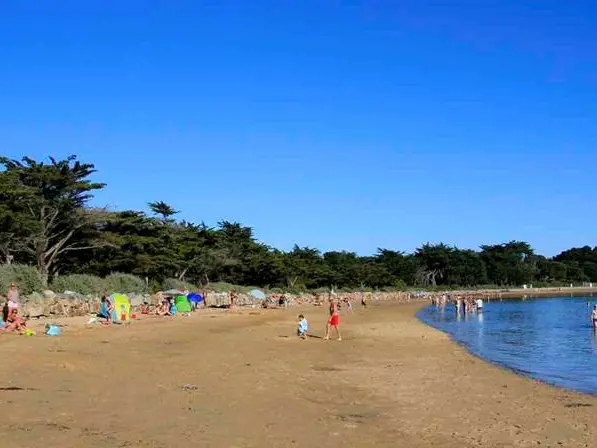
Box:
left=2, top=1, right=596, bottom=256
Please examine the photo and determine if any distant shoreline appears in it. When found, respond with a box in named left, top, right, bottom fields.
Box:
left=443, top=286, right=597, bottom=299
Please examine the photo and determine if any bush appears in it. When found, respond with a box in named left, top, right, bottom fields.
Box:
left=0, top=264, right=44, bottom=296
left=148, top=279, right=162, bottom=294
left=206, top=282, right=254, bottom=294
left=162, top=278, right=198, bottom=292
left=393, top=279, right=408, bottom=291
left=280, top=286, right=307, bottom=295
left=51, top=274, right=105, bottom=296
left=104, top=273, right=147, bottom=294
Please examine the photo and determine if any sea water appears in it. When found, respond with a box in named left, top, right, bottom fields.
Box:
left=418, top=296, right=597, bottom=395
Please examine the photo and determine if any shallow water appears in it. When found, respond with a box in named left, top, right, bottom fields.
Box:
left=418, top=296, right=597, bottom=395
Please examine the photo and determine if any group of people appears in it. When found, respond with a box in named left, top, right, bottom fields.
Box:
left=1, top=282, right=28, bottom=334
left=95, top=293, right=200, bottom=325
left=266, top=293, right=288, bottom=309
left=296, top=300, right=342, bottom=340
left=313, top=292, right=369, bottom=309
left=431, top=294, right=484, bottom=314
left=296, top=295, right=358, bottom=341
left=455, top=295, right=484, bottom=314
left=2, top=281, right=363, bottom=339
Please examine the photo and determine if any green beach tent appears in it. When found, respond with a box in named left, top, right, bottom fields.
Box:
left=174, top=295, right=192, bottom=313
left=109, top=293, right=131, bottom=323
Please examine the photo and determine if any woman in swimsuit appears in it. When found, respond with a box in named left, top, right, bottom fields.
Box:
left=4, top=308, right=27, bottom=334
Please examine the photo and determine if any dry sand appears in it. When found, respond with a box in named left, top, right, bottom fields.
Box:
left=0, top=302, right=596, bottom=447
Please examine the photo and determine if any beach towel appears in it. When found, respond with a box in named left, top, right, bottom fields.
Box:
left=46, top=325, right=61, bottom=336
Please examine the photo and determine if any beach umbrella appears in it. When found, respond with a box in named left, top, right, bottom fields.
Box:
left=249, top=289, right=266, bottom=301
left=163, top=289, right=183, bottom=296
left=188, top=292, right=204, bottom=303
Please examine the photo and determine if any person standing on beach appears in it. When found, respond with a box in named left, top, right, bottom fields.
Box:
left=325, top=298, right=342, bottom=341
left=345, top=298, right=353, bottom=312
left=98, top=295, right=113, bottom=324
left=4, top=282, right=20, bottom=322
left=361, top=292, right=370, bottom=309
left=229, top=290, right=237, bottom=309
left=7, top=282, right=19, bottom=307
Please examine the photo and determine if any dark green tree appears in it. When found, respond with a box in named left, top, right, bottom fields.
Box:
left=375, top=249, right=416, bottom=285
left=0, top=156, right=105, bottom=284
left=148, top=201, right=178, bottom=221
left=480, top=241, right=535, bottom=286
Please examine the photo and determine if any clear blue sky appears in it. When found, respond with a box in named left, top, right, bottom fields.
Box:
left=2, top=1, right=596, bottom=257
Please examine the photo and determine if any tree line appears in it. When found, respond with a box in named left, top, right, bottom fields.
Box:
left=1, top=156, right=596, bottom=290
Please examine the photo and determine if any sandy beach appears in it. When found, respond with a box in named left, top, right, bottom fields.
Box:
left=1, top=302, right=596, bottom=447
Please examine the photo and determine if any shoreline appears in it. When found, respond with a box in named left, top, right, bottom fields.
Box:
left=456, top=286, right=597, bottom=299
left=416, top=303, right=597, bottom=397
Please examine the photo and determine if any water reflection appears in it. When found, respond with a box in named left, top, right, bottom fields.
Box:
left=592, top=330, right=597, bottom=355
left=418, top=296, right=597, bottom=395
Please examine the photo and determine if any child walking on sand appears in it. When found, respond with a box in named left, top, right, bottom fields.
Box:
left=297, top=314, right=309, bottom=339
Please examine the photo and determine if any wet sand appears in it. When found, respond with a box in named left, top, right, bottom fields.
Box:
left=1, top=302, right=596, bottom=447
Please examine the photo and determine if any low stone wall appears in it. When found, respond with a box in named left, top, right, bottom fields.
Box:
left=6, top=290, right=414, bottom=319
left=16, top=291, right=100, bottom=319
left=200, top=291, right=414, bottom=308
left=6, top=291, right=149, bottom=319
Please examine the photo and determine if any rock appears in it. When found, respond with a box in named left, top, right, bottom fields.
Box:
left=129, top=295, right=144, bottom=307
left=43, top=290, right=56, bottom=299
left=52, top=297, right=90, bottom=317
left=49, top=302, right=66, bottom=316
left=56, top=292, right=83, bottom=301
left=26, top=291, right=45, bottom=302
left=21, top=303, right=48, bottom=318
left=151, top=292, right=164, bottom=306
